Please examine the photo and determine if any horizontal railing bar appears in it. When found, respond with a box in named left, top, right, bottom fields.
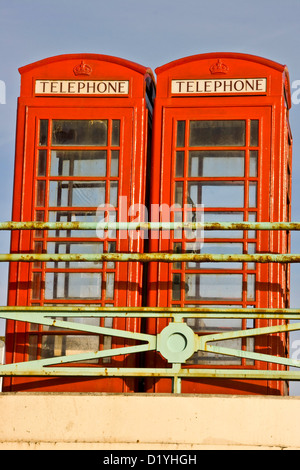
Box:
left=1, top=253, right=300, bottom=262
left=0, top=365, right=299, bottom=380
left=1, top=221, right=300, bottom=231
left=1, top=306, right=300, bottom=319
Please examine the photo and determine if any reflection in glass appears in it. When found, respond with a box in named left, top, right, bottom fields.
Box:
left=189, top=120, right=245, bottom=147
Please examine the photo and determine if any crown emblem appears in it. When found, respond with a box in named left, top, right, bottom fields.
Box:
left=73, top=61, right=92, bottom=76
left=209, top=59, right=229, bottom=75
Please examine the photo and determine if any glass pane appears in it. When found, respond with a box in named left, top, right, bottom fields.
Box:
left=249, top=182, right=257, bottom=208
left=50, top=150, right=107, bottom=177
left=175, top=151, right=184, bottom=177
left=110, top=150, right=119, bottom=177
left=31, top=272, right=42, bottom=300
left=185, top=274, right=243, bottom=300
left=189, top=151, right=244, bottom=177
left=172, top=273, right=181, bottom=300
left=188, top=182, right=244, bottom=207
left=49, top=182, right=106, bottom=207
left=189, top=120, right=245, bottom=147
left=48, top=211, right=98, bottom=238
left=35, top=210, right=44, bottom=238
left=203, top=211, right=244, bottom=239
left=247, top=274, right=256, bottom=301
left=187, top=338, right=242, bottom=365
left=250, top=120, right=259, bottom=146
left=186, top=305, right=243, bottom=332
left=45, top=272, right=102, bottom=299
left=39, top=120, right=48, bottom=146
left=52, top=120, right=108, bottom=146
left=186, top=242, right=243, bottom=270
left=111, top=120, right=120, bottom=146
left=47, top=242, right=103, bottom=268
left=248, top=212, right=257, bottom=239
left=41, top=335, right=100, bottom=361
left=38, top=150, right=47, bottom=176
left=173, top=242, right=182, bottom=269
left=105, top=272, right=115, bottom=300
left=176, top=121, right=186, bottom=147
left=249, top=150, right=258, bottom=177
left=175, top=181, right=183, bottom=207
left=109, top=181, right=118, bottom=207
left=247, top=242, right=256, bottom=269
left=36, top=180, right=46, bottom=207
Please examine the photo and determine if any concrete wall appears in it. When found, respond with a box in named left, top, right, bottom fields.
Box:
left=0, top=393, right=300, bottom=450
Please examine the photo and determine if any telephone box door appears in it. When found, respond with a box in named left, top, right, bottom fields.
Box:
left=5, top=106, right=142, bottom=392
left=146, top=105, right=285, bottom=394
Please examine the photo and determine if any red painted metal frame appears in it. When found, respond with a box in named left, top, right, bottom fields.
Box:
left=4, top=54, right=155, bottom=392
left=146, top=52, right=292, bottom=395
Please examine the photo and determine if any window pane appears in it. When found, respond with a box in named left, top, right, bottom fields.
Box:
left=41, top=335, right=100, bottom=361
left=175, top=181, right=184, bottom=207
left=50, top=150, right=107, bottom=177
left=39, top=120, right=48, bottom=146
left=249, top=150, right=258, bottom=177
left=49, top=182, right=106, bottom=207
left=249, top=182, right=257, bottom=208
left=110, top=150, right=119, bottom=177
left=172, top=273, right=181, bottom=300
left=247, top=274, right=256, bottom=301
left=175, top=151, right=184, bottom=177
left=45, top=272, right=102, bottom=299
left=185, top=274, right=243, bottom=300
left=250, top=120, right=259, bottom=146
left=109, top=181, right=119, bottom=207
left=52, top=120, right=108, bottom=146
left=188, top=182, right=244, bottom=207
left=38, top=150, right=47, bottom=176
left=176, top=121, right=186, bottom=147
left=36, top=180, right=46, bottom=207
left=203, top=211, right=244, bottom=239
left=189, top=120, right=245, bottom=147
left=111, top=120, right=120, bottom=146
left=189, top=150, right=244, bottom=177
left=186, top=242, right=243, bottom=270
left=47, top=242, right=103, bottom=269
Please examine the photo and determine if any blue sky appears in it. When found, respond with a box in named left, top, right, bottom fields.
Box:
left=1, top=0, right=300, bottom=393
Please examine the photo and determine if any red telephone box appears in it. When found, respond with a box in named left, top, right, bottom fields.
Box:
left=4, top=54, right=155, bottom=392
left=146, top=53, right=292, bottom=395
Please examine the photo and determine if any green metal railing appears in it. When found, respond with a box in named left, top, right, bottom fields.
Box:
left=0, top=220, right=300, bottom=393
